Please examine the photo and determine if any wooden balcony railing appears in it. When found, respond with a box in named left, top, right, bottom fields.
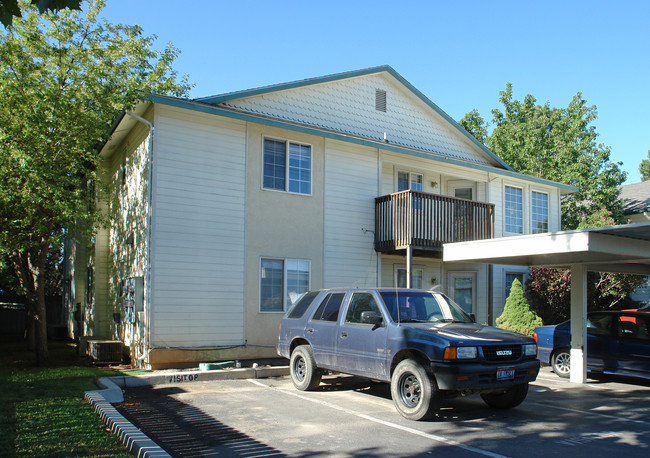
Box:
left=375, top=190, right=494, bottom=254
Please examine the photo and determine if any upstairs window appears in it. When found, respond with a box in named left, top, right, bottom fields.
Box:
left=505, top=185, right=523, bottom=234
left=263, top=138, right=312, bottom=195
left=531, top=191, right=549, bottom=233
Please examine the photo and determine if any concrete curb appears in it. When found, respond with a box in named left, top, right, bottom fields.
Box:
left=84, top=366, right=289, bottom=457
left=84, top=388, right=170, bottom=457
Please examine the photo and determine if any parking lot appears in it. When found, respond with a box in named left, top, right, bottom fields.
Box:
left=116, top=366, right=650, bottom=457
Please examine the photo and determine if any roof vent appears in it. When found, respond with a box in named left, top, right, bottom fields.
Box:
left=375, top=89, right=387, bottom=112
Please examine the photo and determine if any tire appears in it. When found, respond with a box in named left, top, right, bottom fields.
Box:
left=481, top=383, right=529, bottom=409
left=290, top=345, right=322, bottom=391
left=390, top=359, right=440, bottom=421
left=551, top=349, right=571, bottom=379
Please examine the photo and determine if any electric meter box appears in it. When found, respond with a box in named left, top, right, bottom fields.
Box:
left=122, top=277, right=144, bottom=323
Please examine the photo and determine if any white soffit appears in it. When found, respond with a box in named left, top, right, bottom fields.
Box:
left=443, top=223, right=650, bottom=275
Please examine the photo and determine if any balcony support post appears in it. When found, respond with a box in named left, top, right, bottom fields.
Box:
left=406, top=245, right=413, bottom=288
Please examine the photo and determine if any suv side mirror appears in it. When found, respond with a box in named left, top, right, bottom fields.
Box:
left=360, top=311, right=383, bottom=325
left=469, top=313, right=476, bottom=323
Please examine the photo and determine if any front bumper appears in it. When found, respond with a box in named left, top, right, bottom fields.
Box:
left=431, top=359, right=540, bottom=391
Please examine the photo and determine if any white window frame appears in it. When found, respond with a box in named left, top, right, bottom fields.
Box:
left=394, top=264, right=424, bottom=289
left=531, top=189, right=549, bottom=234
left=262, top=137, right=312, bottom=196
left=396, top=170, right=423, bottom=192
left=259, top=257, right=311, bottom=313
left=448, top=271, right=477, bottom=315
left=504, top=184, right=524, bottom=235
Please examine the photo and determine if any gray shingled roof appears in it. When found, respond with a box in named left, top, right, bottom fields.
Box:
left=619, top=181, right=650, bottom=214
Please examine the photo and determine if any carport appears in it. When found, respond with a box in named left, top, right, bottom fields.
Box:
left=443, top=222, right=650, bottom=383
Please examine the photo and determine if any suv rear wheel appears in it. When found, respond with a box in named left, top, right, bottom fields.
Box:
left=290, top=345, right=322, bottom=391
left=390, top=359, right=440, bottom=421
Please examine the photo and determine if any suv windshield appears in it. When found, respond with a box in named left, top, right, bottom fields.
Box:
left=379, top=291, right=473, bottom=323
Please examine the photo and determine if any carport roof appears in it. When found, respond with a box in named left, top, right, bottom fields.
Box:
left=443, top=222, right=650, bottom=275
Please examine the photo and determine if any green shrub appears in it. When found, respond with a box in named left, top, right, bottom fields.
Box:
left=496, top=279, right=543, bottom=336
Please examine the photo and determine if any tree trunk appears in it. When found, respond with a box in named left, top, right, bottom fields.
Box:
left=10, top=243, right=50, bottom=365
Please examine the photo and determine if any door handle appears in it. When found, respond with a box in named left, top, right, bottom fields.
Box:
left=341, top=332, right=348, bottom=338
left=306, top=328, right=314, bottom=334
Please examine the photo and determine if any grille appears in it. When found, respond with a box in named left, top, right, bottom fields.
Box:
left=88, top=340, right=122, bottom=364
left=375, top=89, right=387, bottom=112
left=482, top=344, right=521, bottom=362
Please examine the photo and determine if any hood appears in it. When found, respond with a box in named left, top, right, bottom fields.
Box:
left=400, top=322, right=534, bottom=345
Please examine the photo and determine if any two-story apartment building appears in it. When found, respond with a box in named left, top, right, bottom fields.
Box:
left=65, top=66, right=576, bottom=368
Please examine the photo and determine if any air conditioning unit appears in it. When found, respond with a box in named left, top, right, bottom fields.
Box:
left=87, top=340, right=122, bottom=365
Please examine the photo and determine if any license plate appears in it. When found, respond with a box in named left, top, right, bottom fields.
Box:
left=497, top=366, right=515, bottom=380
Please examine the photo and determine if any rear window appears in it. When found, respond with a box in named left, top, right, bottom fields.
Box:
left=287, top=291, right=319, bottom=319
left=312, top=293, right=345, bottom=322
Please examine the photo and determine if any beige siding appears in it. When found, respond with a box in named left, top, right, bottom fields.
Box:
left=244, top=124, right=325, bottom=347
left=324, top=140, right=379, bottom=287
left=150, top=105, right=247, bottom=347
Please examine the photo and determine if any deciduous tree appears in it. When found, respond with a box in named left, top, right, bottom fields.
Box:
left=639, top=150, right=650, bottom=181
left=0, top=0, right=81, bottom=27
left=0, top=0, right=191, bottom=364
left=459, top=83, right=626, bottom=230
left=460, top=85, right=643, bottom=322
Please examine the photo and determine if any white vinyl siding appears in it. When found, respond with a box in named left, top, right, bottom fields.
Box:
left=324, top=141, right=378, bottom=287
left=149, top=106, right=247, bottom=347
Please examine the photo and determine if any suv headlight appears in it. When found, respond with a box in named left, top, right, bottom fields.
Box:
left=524, top=343, right=537, bottom=357
left=444, top=346, right=477, bottom=360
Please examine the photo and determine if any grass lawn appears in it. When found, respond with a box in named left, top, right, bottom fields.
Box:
left=0, top=340, right=132, bottom=457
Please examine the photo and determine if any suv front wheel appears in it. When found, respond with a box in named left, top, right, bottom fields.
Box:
left=290, top=345, right=322, bottom=391
left=390, top=359, right=440, bottom=421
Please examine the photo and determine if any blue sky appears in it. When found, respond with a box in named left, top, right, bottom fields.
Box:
left=99, top=0, right=649, bottom=184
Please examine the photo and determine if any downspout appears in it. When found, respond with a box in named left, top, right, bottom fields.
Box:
left=125, top=110, right=153, bottom=367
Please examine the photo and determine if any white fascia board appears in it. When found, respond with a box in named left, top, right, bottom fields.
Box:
left=443, top=232, right=591, bottom=265
left=444, top=230, right=650, bottom=274
left=588, top=232, right=650, bottom=258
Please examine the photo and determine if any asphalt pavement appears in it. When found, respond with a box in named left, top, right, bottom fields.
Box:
left=106, top=366, right=650, bottom=457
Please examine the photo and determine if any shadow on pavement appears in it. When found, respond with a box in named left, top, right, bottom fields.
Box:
left=116, top=386, right=287, bottom=457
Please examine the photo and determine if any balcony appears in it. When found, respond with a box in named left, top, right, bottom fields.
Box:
left=375, top=190, right=495, bottom=256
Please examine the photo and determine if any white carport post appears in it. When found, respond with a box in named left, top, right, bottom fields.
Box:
left=569, top=264, right=588, bottom=383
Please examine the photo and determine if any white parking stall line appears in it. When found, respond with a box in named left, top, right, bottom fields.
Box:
left=247, top=379, right=508, bottom=458
left=531, top=401, right=650, bottom=427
